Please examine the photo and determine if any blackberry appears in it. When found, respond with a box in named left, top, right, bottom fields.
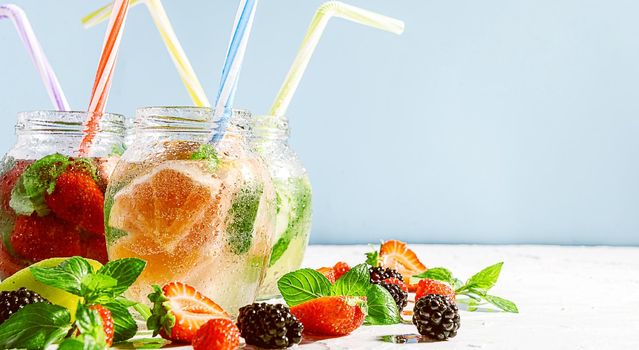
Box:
left=0, top=288, right=49, bottom=324
left=369, top=266, right=403, bottom=284
left=380, top=281, right=408, bottom=312
left=237, top=303, right=303, bottom=349
left=412, top=294, right=460, bottom=341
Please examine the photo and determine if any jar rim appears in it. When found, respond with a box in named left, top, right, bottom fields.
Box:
left=16, top=110, right=127, bottom=135
left=17, top=110, right=125, bottom=123
left=136, top=106, right=251, bottom=117
left=133, top=106, right=252, bottom=135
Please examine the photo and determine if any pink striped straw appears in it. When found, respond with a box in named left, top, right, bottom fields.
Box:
left=0, top=4, right=69, bottom=111
left=81, top=0, right=130, bottom=155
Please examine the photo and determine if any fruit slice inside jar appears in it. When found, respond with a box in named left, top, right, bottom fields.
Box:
left=107, top=161, right=233, bottom=298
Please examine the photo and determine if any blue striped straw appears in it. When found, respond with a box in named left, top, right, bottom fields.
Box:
left=211, top=0, right=259, bottom=143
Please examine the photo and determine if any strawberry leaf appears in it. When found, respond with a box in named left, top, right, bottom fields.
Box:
left=277, top=268, right=332, bottom=307
left=147, top=285, right=175, bottom=338
left=365, top=246, right=381, bottom=267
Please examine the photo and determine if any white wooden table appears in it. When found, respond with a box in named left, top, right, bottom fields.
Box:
left=174, top=244, right=639, bottom=349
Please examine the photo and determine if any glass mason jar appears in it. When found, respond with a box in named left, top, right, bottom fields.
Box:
left=252, top=115, right=312, bottom=299
left=105, top=107, right=276, bottom=313
left=0, top=111, right=126, bottom=278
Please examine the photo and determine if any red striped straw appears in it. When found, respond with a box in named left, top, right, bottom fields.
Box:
left=80, top=0, right=130, bottom=155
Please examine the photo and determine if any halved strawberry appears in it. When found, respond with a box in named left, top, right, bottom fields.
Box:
left=290, top=296, right=367, bottom=336
left=147, top=282, right=230, bottom=343
left=379, top=240, right=427, bottom=280
left=317, top=267, right=336, bottom=283
left=415, top=279, right=456, bottom=302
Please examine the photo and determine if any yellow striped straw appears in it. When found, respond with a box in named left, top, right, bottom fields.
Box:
left=269, top=1, right=404, bottom=118
left=82, top=0, right=210, bottom=107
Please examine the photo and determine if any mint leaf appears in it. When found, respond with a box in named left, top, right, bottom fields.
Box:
left=331, top=263, right=369, bottom=297
left=9, top=153, right=71, bottom=216
left=464, top=262, right=503, bottom=291
left=75, top=304, right=107, bottom=344
left=277, top=268, right=332, bottom=307
left=30, top=256, right=95, bottom=296
left=364, top=284, right=401, bottom=325
left=226, top=185, right=264, bottom=255
left=96, top=258, right=147, bottom=296
left=190, top=144, right=219, bottom=169
left=414, top=267, right=454, bottom=284
left=58, top=338, right=87, bottom=350
left=104, top=301, right=138, bottom=342
left=0, top=303, right=71, bottom=349
left=58, top=305, right=107, bottom=350
left=81, top=274, right=118, bottom=301
left=484, top=295, right=519, bottom=313
left=114, top=297, right=139, bottom=308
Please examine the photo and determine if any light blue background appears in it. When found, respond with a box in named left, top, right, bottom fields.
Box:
left=1, top=1, right=638, bottom=245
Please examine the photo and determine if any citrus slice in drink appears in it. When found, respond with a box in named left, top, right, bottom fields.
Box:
left=107, top=161, right=229, bottom=285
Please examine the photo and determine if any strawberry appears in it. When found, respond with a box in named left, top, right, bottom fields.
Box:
left=44, top=170, right=105, bottom=236
left=333, top=261, right=350, bottom=281
left=317, top=267, right=336, bottom=283
left=147, top=282, right=231, bottom=343
left=84, top=235, right=109, bottom=264
left=415, top=279, right=456, bottom=302
left=290, top=296, right=367, bottom=336
left=89, top=305, right=114, bottom=347
left=384, top=277, right=408, bottom=293
left=192, top=318, right=240, bottom=350
left=10, top=214, right=82, bottom=262
left=379, top=240, right=427, bottom=280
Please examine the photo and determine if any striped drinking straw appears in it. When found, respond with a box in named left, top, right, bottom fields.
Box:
left=80, top=0, right=131, bottom=156
left=0, top=4, right=69, bottom=111
left=211, top=0, right=259, bottom=143
left=269, top=1, right=404, bottom=118
left=82, top=0, right=210, bottom=107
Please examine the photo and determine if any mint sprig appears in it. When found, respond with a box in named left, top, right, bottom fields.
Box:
left=278, top=263, right=402, bottom=325
left=414, top=262, right=519, bottom=313
left=0, top=303, right=71, bottom=349
left=30, top=257, right=146, bottom=306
